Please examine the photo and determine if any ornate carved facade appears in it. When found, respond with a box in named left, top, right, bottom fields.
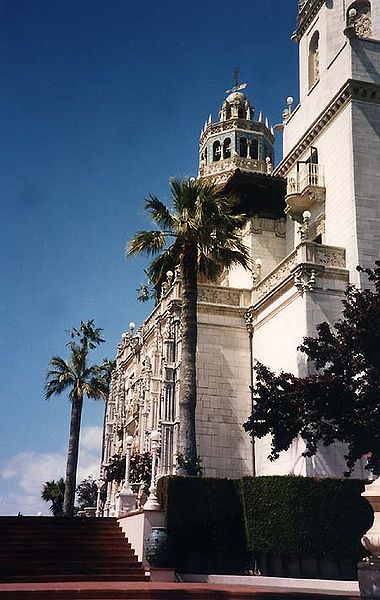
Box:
left=98, top=0, right=380, bottom=515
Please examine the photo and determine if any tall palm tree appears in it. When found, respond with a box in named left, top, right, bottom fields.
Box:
left=45, top=321, right=108, bottom=516
left=41, top=478, right=65, bottom=516
left=127, top=178, right=250, bottom=475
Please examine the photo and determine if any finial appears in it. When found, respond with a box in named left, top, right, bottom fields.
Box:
left=225, top=67, right=248, bottom=94
left=258, top=112, right=263, bottom=123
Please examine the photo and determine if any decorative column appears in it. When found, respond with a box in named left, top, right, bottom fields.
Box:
left=245, top=307, right=256, bottom=477
left=358, top=478, right=380, bottom=599
left=116, top=436, right=137, bottom=516
left=144, top=431, right=161, bottom=511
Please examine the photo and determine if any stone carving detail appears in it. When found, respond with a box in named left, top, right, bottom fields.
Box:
left=254, top=242, right=346, bottom=302
left=355, top=12, right=372, bottom=37
left=256, top=253, right=297, bottom=301
left=199, top=155, right=267, bottom=179
left=250, top=216, right=286, bottom=238
left=198, top=286, right=241, bottom=306
left=314, top=246, right=345, bottom=268
left=293, top=267, right=317, bottom=293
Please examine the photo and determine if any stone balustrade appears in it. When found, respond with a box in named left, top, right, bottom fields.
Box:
left=253, top=241, right=346, bottom=302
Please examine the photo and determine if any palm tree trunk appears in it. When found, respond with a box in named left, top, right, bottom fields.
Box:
left=177, top=244, right=198, bottom=476
left=63, top=396, right=83, bottom=516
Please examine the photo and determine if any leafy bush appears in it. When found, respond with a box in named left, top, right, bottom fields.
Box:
left=156, top=475, right=373, bottom=576
left=158, top=476, right=247, bottom=573
left=240, top=476, right=373, bottom=558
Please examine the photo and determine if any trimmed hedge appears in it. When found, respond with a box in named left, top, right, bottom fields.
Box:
left=240, top=476, right=373, bottom=558
left=157, top=475, right=373, bottom=576
left=157, top=476, right=247, bottom=573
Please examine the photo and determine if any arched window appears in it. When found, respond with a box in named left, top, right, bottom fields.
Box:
left=308, top=30, right=320, bottom=90
left=204, top=147, right=208, bottom=165
left=250, top=138, right=259, bottom=159
left=213, top=141, right=221, bottom=162
left=226, top=105, right=232, bottom=120
left=238, top=106, right=246, bottom=119
left=223, top=138, right=231, bottom=159
left=347, top=1, right=371, bottom=38
left=240, top=137, right=248, bottom=158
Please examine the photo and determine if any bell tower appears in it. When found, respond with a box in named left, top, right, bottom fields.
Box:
left=198, top=77, right=275, bottom=184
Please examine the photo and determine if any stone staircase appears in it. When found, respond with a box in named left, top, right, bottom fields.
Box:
left=0, top=516, right=148, bottom=584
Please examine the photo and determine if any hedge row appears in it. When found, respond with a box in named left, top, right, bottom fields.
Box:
left=158, top=476, right=246, bottom=573
left=157, top=475, right=373, bottom=575
left=240, top=476, right=373, bottom=557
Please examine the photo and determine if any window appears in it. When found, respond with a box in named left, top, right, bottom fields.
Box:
left=223, top=138, right=231, bottom=159
left=226, top=105, right=231, bottom=120
left=250, top=138, right=259, bottom=159
left=308, top=30, right=320, bottom=90
left=240, top=137, right=248, bottom=158
left=238, top=106, right=246, bottom=119
left=213, top=141, right=221, bottom=162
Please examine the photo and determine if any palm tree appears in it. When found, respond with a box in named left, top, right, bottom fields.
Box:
left=41, top=478, right=65, bottom=516
left=45, top=321, right=108, bottom=516
left=127, top=178, right=250, bottom=475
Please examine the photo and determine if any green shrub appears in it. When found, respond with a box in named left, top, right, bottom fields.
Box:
left=156, top=475, right=373, bottom=575
left=157, top=476, right=247, bottom=573
left=240, top=476, right=373, bottom=558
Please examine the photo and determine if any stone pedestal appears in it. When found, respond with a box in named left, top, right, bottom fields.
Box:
left=358, top=558, right=380, bottom=599
left=116, top=490, right=137, bottom=517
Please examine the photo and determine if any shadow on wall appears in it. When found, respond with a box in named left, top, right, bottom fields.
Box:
left=196, top=343, right=251, bottom=478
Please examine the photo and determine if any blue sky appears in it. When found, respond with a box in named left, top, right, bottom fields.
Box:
left=0, top=0, right=298, bottom=514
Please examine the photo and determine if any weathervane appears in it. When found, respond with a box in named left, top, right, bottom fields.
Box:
left=225, top=67, right=248, bottom=94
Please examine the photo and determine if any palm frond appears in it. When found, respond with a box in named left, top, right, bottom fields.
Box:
left=145, top=195, right=175, bottom=230
left=127, top=231, right=167, bottom=257
left=145, top=244, right=181, bottom=285
left=45, top=356, right=76, bottom=400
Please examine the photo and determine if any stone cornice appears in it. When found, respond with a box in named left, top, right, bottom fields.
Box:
left=296, top=0, right=324, bottom=40
left=274, top=79, right=380, bottom=177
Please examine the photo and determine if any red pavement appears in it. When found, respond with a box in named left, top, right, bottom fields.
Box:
left=0, top=581, right=352, bottom=599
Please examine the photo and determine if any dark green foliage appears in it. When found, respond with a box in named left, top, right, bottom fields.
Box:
left=244, top=264, right=380, bottom=475
left=158, top=476, right=247, bottom=573
left=105, top=452, right=152, bottom=491
left=41, top=478, right=65, bottom=516
left=76, top=476, right=97, bottom=508
left=157, top=475, right=373, bottom=576
left=240, top=476, right=373, bottom=558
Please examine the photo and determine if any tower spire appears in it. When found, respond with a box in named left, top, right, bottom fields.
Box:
left=225, top=67, right=248, bottom=94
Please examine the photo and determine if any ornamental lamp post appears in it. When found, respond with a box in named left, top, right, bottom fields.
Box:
left=144, top=430, right=161, bottom=511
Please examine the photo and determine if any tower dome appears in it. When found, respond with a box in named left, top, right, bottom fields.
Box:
left=198, top=84, right=274, bottom=184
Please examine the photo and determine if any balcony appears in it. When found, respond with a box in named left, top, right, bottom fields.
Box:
left=252, top=241, right=347, bottom=304
left=285, top=163, right=325, bottom=221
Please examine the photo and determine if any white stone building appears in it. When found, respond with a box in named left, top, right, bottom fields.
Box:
left=99, top=0, right=379, bottom=515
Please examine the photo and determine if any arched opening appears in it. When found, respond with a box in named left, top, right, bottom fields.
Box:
left=250, top=138, right=259, bottom=159
left=347, top=1, right=371, bottom=37
left=223, top=138, right=231, bottom=159
left=226, top=105, right=232, bottom=120
left=204, top=147, right=208, bottom=165
left=213, top=141, right=221, bottom=162
left=240, top=137, right=248, bottom=158
left=238, top=106, right=246, bottom=119
left=308, top=30, right=320, bottom=90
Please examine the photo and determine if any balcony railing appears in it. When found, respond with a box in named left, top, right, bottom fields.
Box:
left=287, top=163, right=324, bottom=195
left=285, top=163, right=325, bottom=220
